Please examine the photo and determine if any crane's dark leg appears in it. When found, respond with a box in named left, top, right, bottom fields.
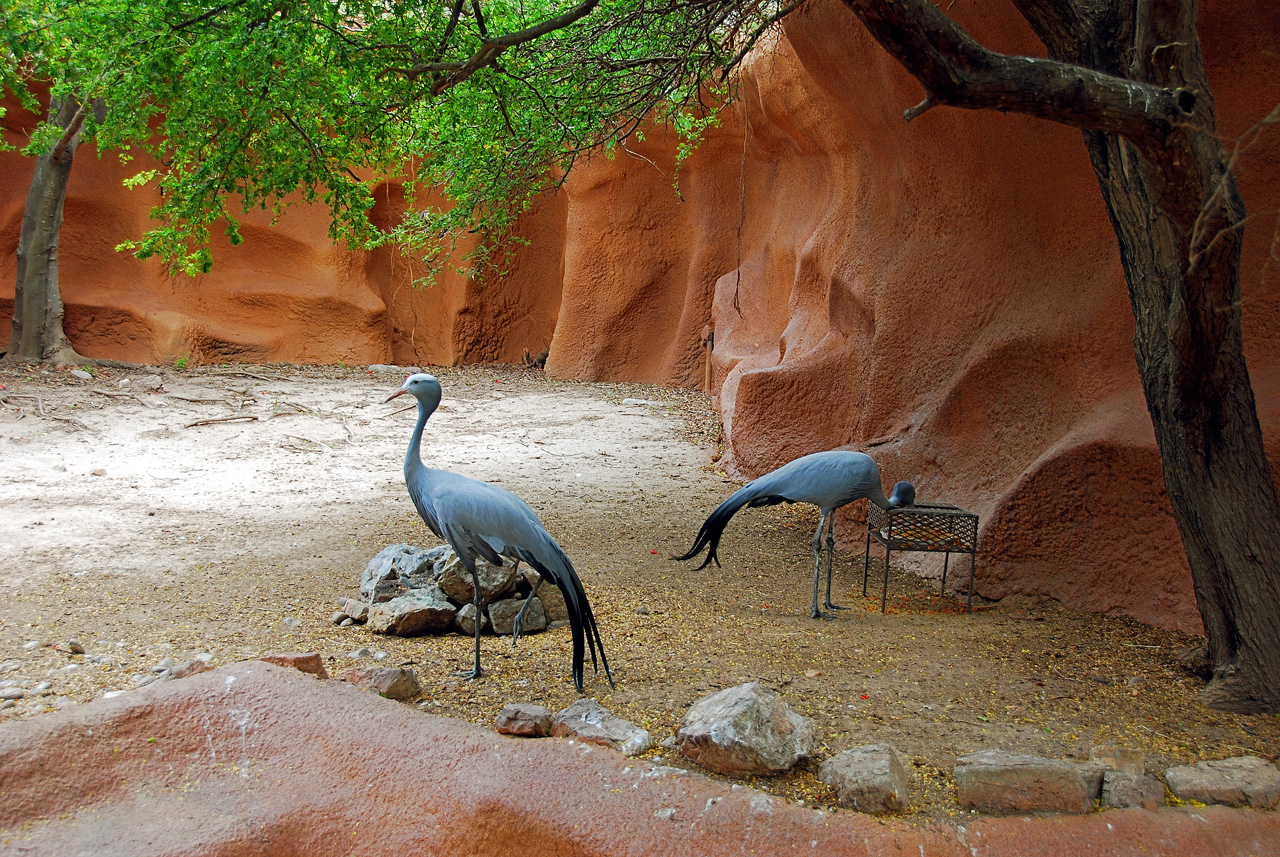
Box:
left=512, top=570, right=541, bottom=646
left=811, top=510, right=835, bottom=619
left=822, top=511, right=848, bottom=612
left=453, top=562, right=485, bottom=680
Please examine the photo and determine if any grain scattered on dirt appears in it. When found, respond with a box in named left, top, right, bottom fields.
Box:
left=1, top=361, right=1277, bottom=821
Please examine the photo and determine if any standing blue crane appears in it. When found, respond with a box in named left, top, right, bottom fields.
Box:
left=673, top=450, right=915, bottom=618
left=385, top=373, right=612, bottom=692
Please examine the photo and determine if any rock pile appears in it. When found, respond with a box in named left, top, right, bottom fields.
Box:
left=334, top=544, right=569, bottom=639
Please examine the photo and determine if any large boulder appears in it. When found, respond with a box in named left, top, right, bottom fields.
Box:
left=818, top=744, right=909, bottom=814
left=436, top=553, right=519, bottom=607
left=360, top=544, right=451, bottom=603
left=551, top=699, right=652, bottom=756
left=1165, top=756, right=1280, bottom=809
left=366, top=585, right=457, bottom=636
left=674, top=682, right=815, bottom=777
left=954, top=750, right=1106, bottom=815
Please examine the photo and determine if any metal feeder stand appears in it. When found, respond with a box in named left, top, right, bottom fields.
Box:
left=863, top=501, right=979, bottom=613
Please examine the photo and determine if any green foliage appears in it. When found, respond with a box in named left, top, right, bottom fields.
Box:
left=3, top=0, right=794, bottom=280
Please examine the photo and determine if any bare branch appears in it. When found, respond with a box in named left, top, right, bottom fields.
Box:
left=839, top=0, right=1199, bottom=145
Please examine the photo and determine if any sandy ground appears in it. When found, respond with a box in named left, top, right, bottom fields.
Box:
left=1, top=361, right=1277, bottom=820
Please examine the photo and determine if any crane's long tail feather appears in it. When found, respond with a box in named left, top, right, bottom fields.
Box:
left=524, top=548, right=612, bottom=692
left=671, top=486, right=779, bottom=570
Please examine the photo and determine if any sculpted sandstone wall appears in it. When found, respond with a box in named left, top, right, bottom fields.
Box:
left=3, top=0, right=1278, bottom=633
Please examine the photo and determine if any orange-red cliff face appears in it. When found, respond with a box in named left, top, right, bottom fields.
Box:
left=3, top=1, right=1278, bottom=633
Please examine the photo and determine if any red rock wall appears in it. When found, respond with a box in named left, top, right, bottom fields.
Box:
left=3, top=0, right=1279, bottom=633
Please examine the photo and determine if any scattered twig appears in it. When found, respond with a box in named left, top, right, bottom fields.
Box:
left=90, top=388, right=133, bottom=398
left=2, top=394, right=46, bottom=416
left=184, top=415, right=259, bottom=428
left=378, top=403, right=417, bottom=419
left=283, top=434, right=334, bottom=450
left=166, top=394, right=228, bottom=404
left=49, top=415, right=91, bottom=431
left=1122, top=643, right=1161, bottom=648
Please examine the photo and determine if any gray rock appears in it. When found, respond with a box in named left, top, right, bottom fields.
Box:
left=1090, top=744, right=1144, bottom=775
left=22, top=641, right=43, bottom=652
left=330, top=611, right=348, bottom=625
left=954, top=750, right=1106, bottom=815
left=70, top=369, right=93, bottom=381
left=674, top=682, right=815, bottom=777
left=536, top=584, right=569, bottom=623
left=1165, top=756, right=1280, bottom=809
left=489, top=597, right=546, bottom=637
left=436, top=553, right=518, bottom=607
left=0, top=688, right=25, bottom=701
left=818, top=744, right=909, bottom=814
left=455, top=602, right=489, bottom=636
left=136, top=374, right=164, bottom=390
left=552, top=699, right=652, bottom=756
left=360, top=544, right=451, bottom=603
left=495, top=703, right=554, bottom=737
left=340, top=666, right=421, bottom=700
left=366, top=586, right=457, bottom=636
left=1101, top=770, right=1165, bottom=809
left=65, top=640, right=86, bottom=655
left=342, top=599, right=370, bottom=622
left=339, top=617, right=354, bottom=627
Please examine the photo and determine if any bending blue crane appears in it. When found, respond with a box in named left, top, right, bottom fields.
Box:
left=386, top=373, right=612, bottom=692
left=674, top=450, right=915, bottom=617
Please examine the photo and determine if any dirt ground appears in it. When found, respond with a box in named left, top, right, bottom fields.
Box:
left=1, top=361, right=1277, bottom=821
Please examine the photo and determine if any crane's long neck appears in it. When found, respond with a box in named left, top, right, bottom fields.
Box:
left=404, top=397, right=434, bottom=476
left=867, top=483, right=892, bottom=510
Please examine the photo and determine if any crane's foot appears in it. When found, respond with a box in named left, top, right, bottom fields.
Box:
left=810, top=609, right=839, bottom=620
left=452, top=665, right=484, bottom=680
left=822, top=601, right=850, bottom=612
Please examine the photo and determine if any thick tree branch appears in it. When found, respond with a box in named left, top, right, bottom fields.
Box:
left=840, top=0, right=1197, bottom=144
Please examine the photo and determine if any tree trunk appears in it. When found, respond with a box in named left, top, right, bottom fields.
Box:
left=1064, top=5, right=1280, bottom=713
left=5, top=95, right=96, bottom=366
left=840, top=0, right=1280, bottom=711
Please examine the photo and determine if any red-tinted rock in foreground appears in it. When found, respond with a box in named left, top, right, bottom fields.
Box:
left=0, top=662, right=1275, bottom=856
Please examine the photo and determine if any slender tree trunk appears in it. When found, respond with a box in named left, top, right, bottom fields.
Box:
left=5, top=95, right=97, bottom=366
left=840, top=0, right=1280, bottom=711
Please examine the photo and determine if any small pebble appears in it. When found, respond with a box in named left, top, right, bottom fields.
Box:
left=348, top=648, right=373, bottom=659
left=372, top=650, right=388, bottom=660
left=33, top=682, right=53, bottom=694
left=102, top=690, right=126, bottom=699
left=66, top=639, right=86, bottom=654
left=22, top=641, right=43, bottom=652
left=636, top=606, right=651, bottom=616
left=0, top=700, right=14, bottom=710
left=70, top=369, right=93, bottom=381
left=151, top=658, right=174, bottom=673
left=330, top=611, right=348, bottom=625
left=283, top=617, right=301, bottom=628
left=91, top=468, right=107, bottom=477
left=339, top=617, right=354, bottom=627
left=0, top=688, right=25, bottom=701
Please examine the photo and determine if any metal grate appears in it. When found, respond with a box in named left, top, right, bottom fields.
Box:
left=863, top=501, right=979, bottom=613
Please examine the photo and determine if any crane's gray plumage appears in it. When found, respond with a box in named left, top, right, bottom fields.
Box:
left=674, top=450, right=915, bottom=618
left=386, top=373, right=611, bottom=692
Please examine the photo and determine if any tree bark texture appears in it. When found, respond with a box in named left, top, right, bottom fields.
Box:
left=840, top=0, right=1280, bottom=711
left=6, top=95, right=95, bottom=366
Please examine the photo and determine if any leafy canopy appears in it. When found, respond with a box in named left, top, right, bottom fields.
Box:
left=3, top=0, right=794, bottom=277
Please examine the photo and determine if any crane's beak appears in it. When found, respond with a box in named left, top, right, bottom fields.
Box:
left=384, top=388, right=406, bottom=404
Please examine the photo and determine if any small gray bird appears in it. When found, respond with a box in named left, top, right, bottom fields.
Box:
left=673, top=450, right=915, bottom=617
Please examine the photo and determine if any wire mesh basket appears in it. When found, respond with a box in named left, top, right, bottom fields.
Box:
left=864, top=501, right=979, bottom=612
